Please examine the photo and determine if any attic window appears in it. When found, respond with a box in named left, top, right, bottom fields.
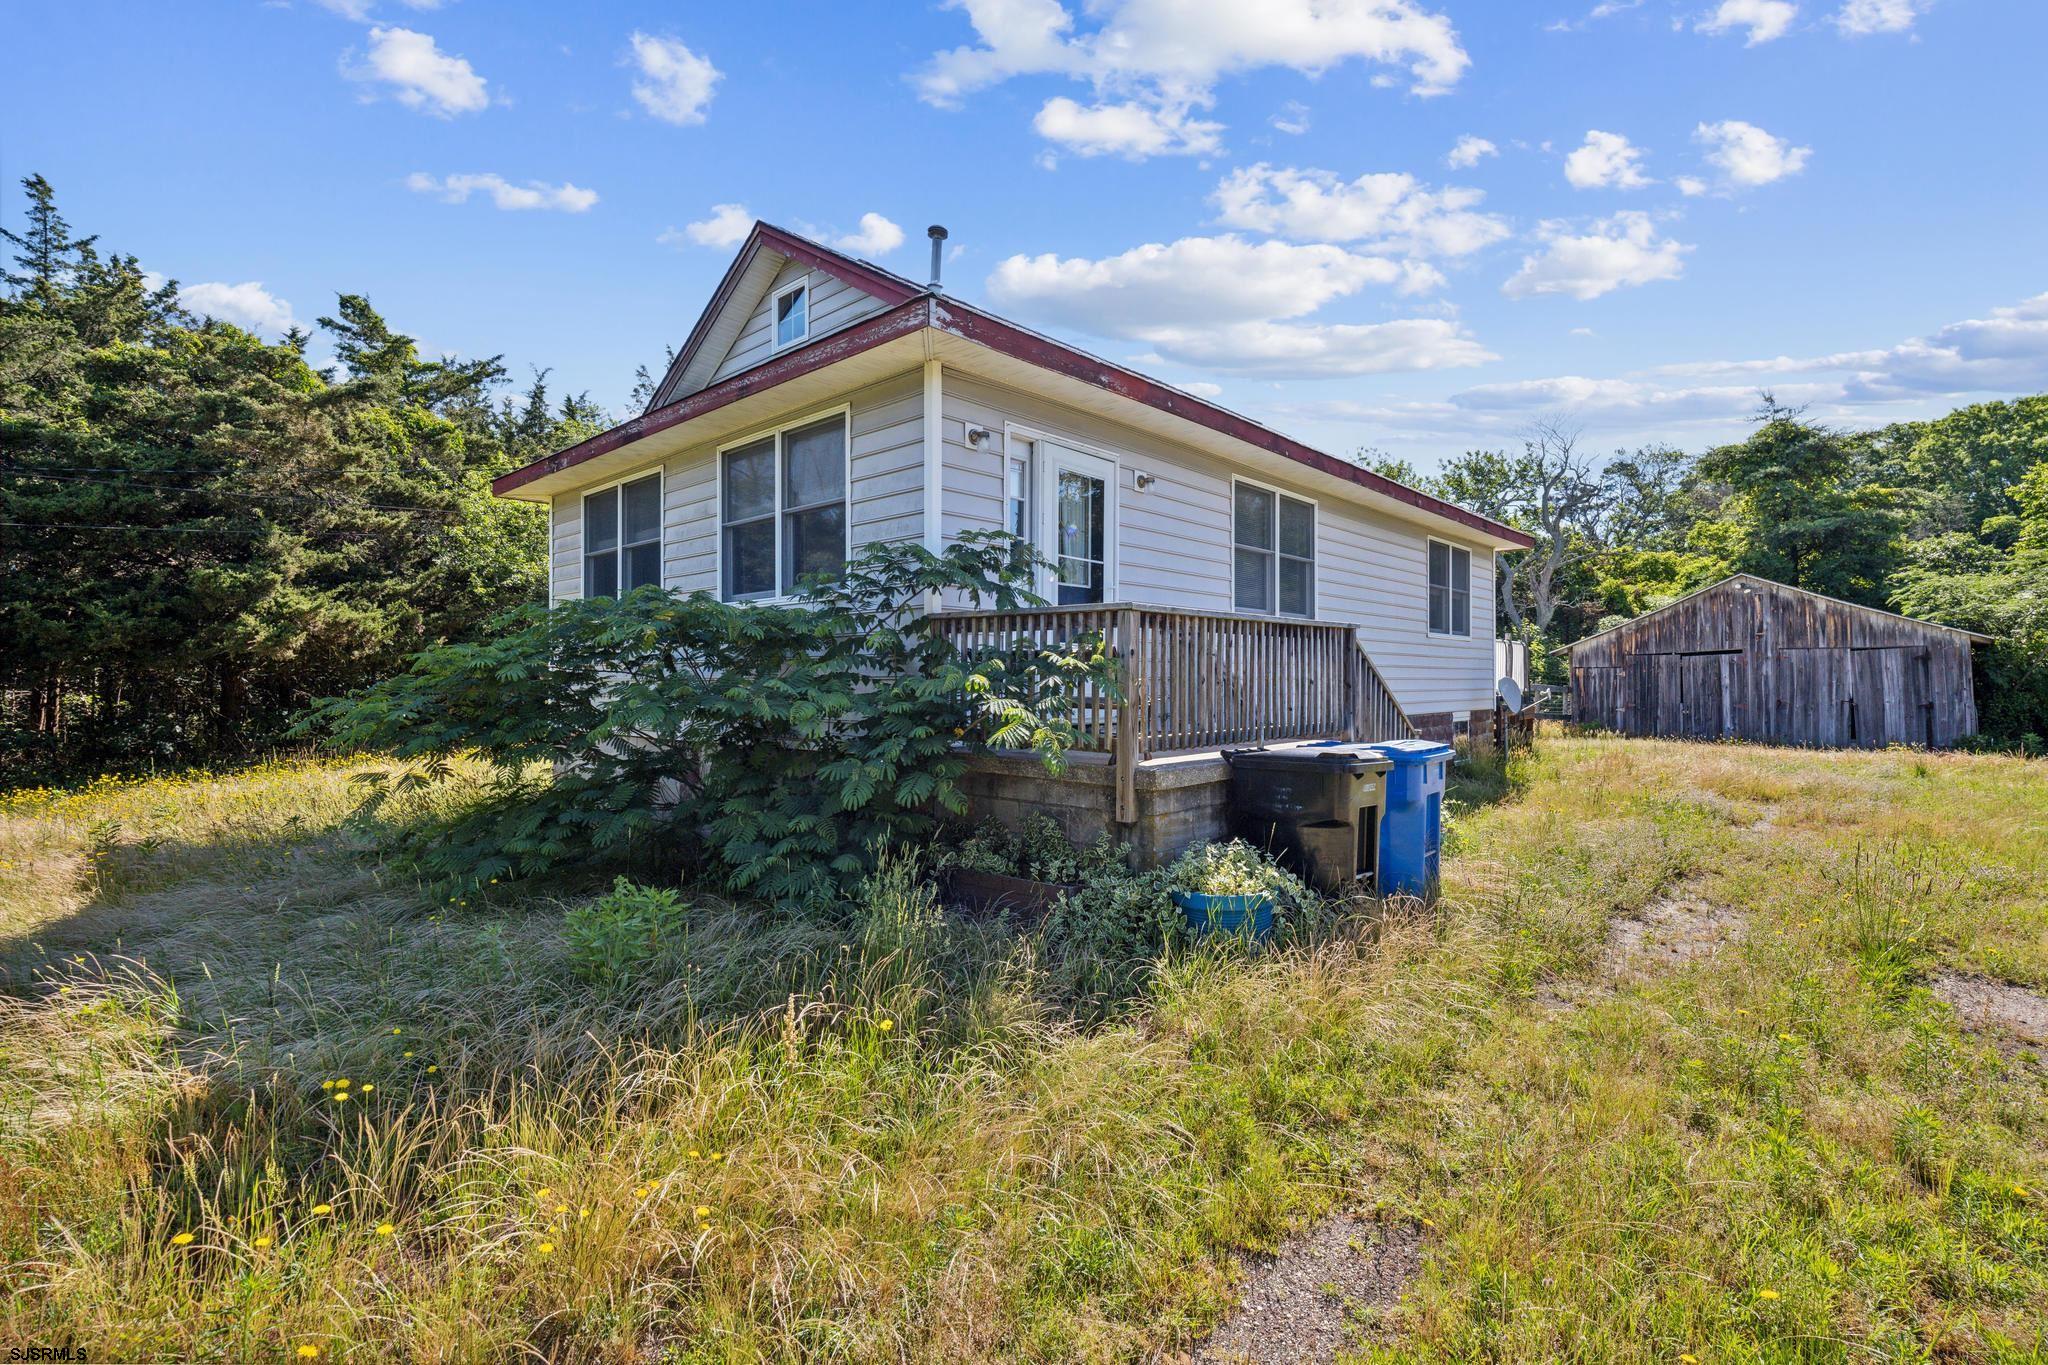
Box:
left=773, top=279, right=809, bottom=348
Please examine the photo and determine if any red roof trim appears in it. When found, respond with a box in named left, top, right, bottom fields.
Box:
left=646, top=221, right=925, bottom=410
left=932, top=301, right=1534, bottom=548
left=491, top=299, right=930, bottom=498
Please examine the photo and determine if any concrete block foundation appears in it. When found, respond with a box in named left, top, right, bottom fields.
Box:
left=956, top=750, right=1233, bottom=870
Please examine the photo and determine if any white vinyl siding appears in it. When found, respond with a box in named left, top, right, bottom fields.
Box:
left=707, top=256, right=890, bottom=385
left=551, top=372, right=924, bottom=604
left=936, top=371, right=1497, bottom=717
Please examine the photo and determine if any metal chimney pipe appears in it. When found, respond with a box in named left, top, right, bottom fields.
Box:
left=927, top=224, right=948, bottom=289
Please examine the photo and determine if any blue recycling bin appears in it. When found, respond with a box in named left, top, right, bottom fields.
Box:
left=1367, top=739, right=1452, bottom=897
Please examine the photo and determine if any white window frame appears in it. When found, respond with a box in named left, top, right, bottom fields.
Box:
left=714, top=402, right=853, bottom=604
left=1428, top=537, right=1473, bottom=638
left=1005, top=438, right=1031, bottom=541
left=578, top=463, right=666, bottom=600
left=1003, top=421, right=1121, bottom=604
left=771, top=276, right=811, bottom=351
left=1230, top=476, right=1317, bottom=620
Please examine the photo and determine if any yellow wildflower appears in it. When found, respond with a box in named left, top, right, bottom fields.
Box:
left=403, top=1051, right=413, bottom=1058
left=392, top=1027, right=402, bottom=1035
left=172, top=1232, right=195, bottom=1246
left=253, top=1236, right=273, bottom=1249
left=879, top=1019, right=894, bottom=1032
left=689, top=1149, right=701, bottom=1159
left=1680, top=1355, right=1698, bottom=1363
left=2014, top=1184, right=2032, bottom=1198
left=536, top=1187, right=551, bottom=1200
left=694, top=1205, right=711, bottom=1219
left=321, top=1079, right=335, bottom=1090
left=312, top=1203, right=333, bottom=1216
left=1758, top=1288, right=1779, bottom=1300
left=331, top=1091, right=350, bottom=1103
left=377, top=1223, right=395, bottom=1237
left=427, top=1065, right=439, bottom=1073
left=360, top=1083, right=373, bottom=1093
left=297, top=1347, right=322, bottom=1360
left=538, top=1240, right=556, bottom=1254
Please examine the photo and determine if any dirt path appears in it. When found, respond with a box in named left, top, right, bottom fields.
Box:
left=1191, top=1215, right=1421, bottom=1364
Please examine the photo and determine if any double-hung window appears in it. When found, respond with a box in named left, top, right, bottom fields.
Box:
left=583, top=471, right=662, bottom=598
left=1232, top=481, right=1315, bottom=618
left=1429, top=540, right=1472, bottom=636
left=773, top=280, right=808, bottom=349
left=1006, top=446, right=1030, bottom=539
left=720, top=413, right=848, bottom=600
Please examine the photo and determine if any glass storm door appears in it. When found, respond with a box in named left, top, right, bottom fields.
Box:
left=1037, top=442, right=1114, bottom=605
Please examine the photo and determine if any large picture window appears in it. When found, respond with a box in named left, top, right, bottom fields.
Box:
left=1429, top=540, right=1472, bottom=636
left=583, top=471, right=662, bottom=598
left=1233, top=481, right=1315, bottom=618
left=721, top=412, right=847, bottom=601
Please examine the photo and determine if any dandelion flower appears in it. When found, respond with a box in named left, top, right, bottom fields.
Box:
left=321, top=1079, right=335, bottom=1090
left=1758, top=1288, right=1779, bottom=1300
left=335, top=1078, right=349, bottom=1088
left=578, top=1207, right=590, bottom=1219
left=1680, top=1355, right=1698, bottom=1363
left=392, top=1027, right=402, bottom=1035
left=297, top=1347, right=322, bottom=1360
left=694, top=1205, right=711, bottom=1219
left=2014, top=1184, right=2032, bottom=1198
left=538, top=1240, right=556, bottom=1254
left=1777, top=1033, right=1796, bottom=1043
left=332, top=1091, right=350, bottom=1103
left=360, top=1084, right=373, bottom=1093
left=689, top=1149, right=701, bottom=1160
left=634, top=1186, right=650, bottom=1200
left=710, top=1151, right=724, bottom=1162
left=377, top=1223, right=395, bottom=1237
left=172, top=1232, right=195, bottom=1246
left=253, top=1236, right=273, bottom=1249
left=1419, top=1217, right=1436, bottom=1229
left=312, top=1203, right=333, bottom=1216
left=878, top=1019, right=893, bottom=1032
left=536, top=1187, right=551, bottom=1200
left=427, top=1065, right=439, bottom=1073
left=403, top=1051, right=413, bottom=1058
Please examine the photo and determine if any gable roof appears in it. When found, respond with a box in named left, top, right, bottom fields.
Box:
left=646, top=221, right=924, bottom=408
left=1565, top=573, right=1994, bottom=652
left=494, top=221, right=1535, bottom=550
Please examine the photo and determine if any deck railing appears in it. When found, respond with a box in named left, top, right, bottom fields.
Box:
left=929, top=603, right=1415, bottom=822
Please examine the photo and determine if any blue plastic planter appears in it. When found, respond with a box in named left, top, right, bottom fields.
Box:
left=1172, top=889, right=1275, bottom=942
left=1366, top=739, right=1453, bottom=898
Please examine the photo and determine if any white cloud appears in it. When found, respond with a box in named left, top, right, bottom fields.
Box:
left=1833, top=0, right=1931, bottom=33
left=1563, top=129, right=1653, bottom=190
left=1693, top=119, right=1811, bottom=189
left=1446, top=135, right=1497, bottom=169
left=832, top=213, right=906, bottom=256
left=665, top=203, right=754, bottom=249
left=627, top=32, right=720, bottom=125
left=984, top=233, right=1490, bottom=375
left=1033, top=96, right=1223, bottom=157
left=1698, top=0, right=1799, bottom=44
left=1501, top=212, right=1690, bottom=300
left=1212, top=164, right=1510, bottom=258
left=1271, top=100, right=1311, bottom=135
left=179, top=281, right=298, bottom=336
left=1181, top=380, right=1225, bottom=397
left=343, top=26, right=487, bottom=116
left=404, top=172, right=597, bottom=212
left=1676, top=175, right=1709, bottom=196
left=916, top=0, right=1468, bottom=158
left=1134, top=318, right=1496, bottom=377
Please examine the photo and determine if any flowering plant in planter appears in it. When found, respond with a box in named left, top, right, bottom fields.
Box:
left=1166, top=840, right=1315, bottom=942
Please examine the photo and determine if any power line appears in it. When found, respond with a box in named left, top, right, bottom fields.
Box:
left=1, top=520, right=276, bottom=535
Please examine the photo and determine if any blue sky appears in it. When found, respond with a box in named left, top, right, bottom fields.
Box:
left=9, top=0, right=2046, bottom=469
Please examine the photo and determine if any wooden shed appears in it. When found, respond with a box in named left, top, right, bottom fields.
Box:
left=1568, top=574, right=1989, bottom=749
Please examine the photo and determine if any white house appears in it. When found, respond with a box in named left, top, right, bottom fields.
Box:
left=491, top=221, right=1531, bottom=744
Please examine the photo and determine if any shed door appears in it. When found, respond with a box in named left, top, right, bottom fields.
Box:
left=1653, top=652, right=1731, bottom=739
left=1851, top=646, right=1931, bottom=748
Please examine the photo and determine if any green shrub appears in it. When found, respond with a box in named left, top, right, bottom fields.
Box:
left=563, top=877, right=689, bottom=984
left=310, top=534, right=1120, bottom=907
left=1165, top=838, right=1311, bottom=901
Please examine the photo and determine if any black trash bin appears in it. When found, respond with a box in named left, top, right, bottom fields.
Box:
left=1222, top=743, right=1391, bottom=895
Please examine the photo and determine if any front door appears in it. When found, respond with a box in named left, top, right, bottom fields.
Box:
left=1037, top=441, right=1115, bottom=605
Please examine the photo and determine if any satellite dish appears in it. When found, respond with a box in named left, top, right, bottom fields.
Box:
left=1497, top=677, right=1525, bottom=713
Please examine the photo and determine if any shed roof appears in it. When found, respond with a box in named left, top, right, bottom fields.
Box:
left=490, top=220, right=1535, bottom=551
left=1564, top=573, right=1994, bottom=652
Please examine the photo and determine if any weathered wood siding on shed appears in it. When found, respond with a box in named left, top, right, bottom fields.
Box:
left=1570, top=577, right=1979, bottom=748
left=706, top=257, right=891, bottom=386
left=547, top=371, right=922, bottom=603
left=937, top=372, right=1500, bottom=720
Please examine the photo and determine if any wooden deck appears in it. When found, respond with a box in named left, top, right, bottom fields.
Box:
left=930, top=603, right=1414, bottom=823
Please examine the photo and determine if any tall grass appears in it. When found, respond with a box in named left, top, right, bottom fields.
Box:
left=2, top=740, right=2045, bottom=1360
